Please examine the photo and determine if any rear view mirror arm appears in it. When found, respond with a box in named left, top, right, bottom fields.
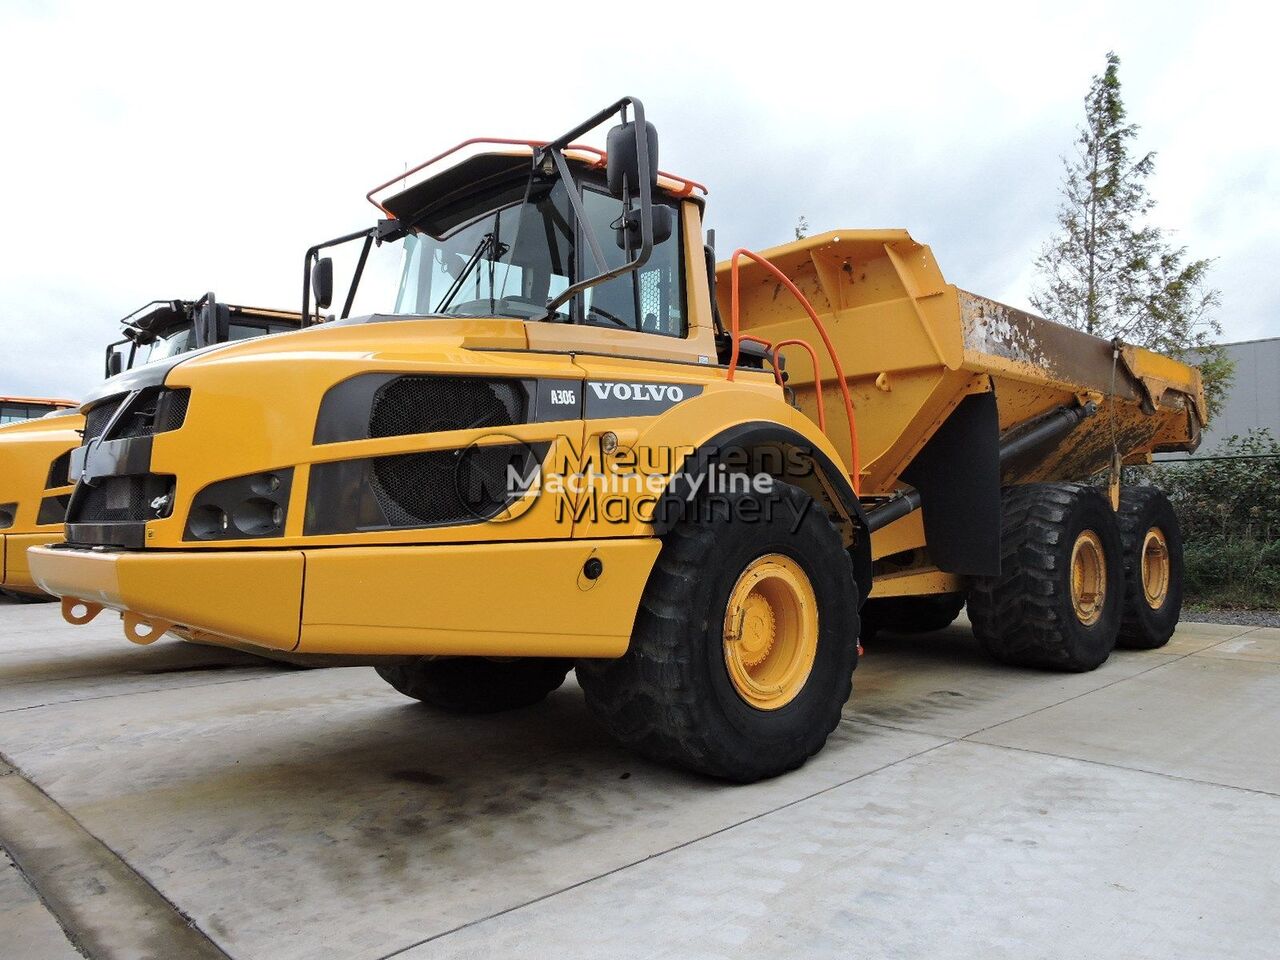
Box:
left=548, top=147, right=607, bottom=275
left=302, top=225, right=380, bottom=324
left=341, top=233, right=375, bottom=320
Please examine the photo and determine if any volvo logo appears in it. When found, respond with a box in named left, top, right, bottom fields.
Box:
left=588, top=382, right=686, bottom=403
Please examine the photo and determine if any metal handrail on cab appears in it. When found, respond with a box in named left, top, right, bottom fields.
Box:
left=726, top=248, right=861, bottom=494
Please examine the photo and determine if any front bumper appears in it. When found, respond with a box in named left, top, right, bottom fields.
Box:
left=27, top=538, right=661, bottom=658
left=2, top=533, right=63, bottom=595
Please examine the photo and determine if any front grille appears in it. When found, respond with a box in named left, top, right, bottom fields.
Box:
left=46, top=450, right=72, bottom=489
left=83, top=397, right=125, bottom=443
left=369, top=377, right=525, bottom=440
left=113, top=388, right=190, bottom=439
left=81, top=389, right=190, bottom=445
left=370, top=442, right=541, bottom=526
left=72, top=475, right=174, bottom=524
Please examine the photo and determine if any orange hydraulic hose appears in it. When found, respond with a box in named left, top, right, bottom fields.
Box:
left=727, top=248, right=860, bottom=493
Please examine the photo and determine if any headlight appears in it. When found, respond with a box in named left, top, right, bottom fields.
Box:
left=184, top=469, right=294, bottom=541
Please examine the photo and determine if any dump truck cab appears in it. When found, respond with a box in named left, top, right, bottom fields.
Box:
left=0, top=397, right=77, bottom=425
left=31, top=98, right=1205, bottom=781
left=0, top=297, right=305, bottom=598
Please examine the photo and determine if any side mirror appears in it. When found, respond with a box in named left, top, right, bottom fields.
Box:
left=194, top=295, right=231, bottom=348
left=311, top=257, right=334, bottom=312
left=606, top=120, right=659, bottom=199
left=615, top=204, right=674, bottom=251
left=106, top=351, right=123, bottom=378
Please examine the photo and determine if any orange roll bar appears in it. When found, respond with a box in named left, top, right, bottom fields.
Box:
left=727, top=248, right=860, bottom=493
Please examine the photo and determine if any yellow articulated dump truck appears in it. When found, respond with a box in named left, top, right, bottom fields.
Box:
left=30, top=98, right=1203, bottom=781
left=0, top=297, right=305, bottom=599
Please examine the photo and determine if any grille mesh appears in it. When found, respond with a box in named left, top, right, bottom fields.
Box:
left=640, top=270, right=662, bottom=325
left=83, top=398, right=124, bottom=443
left=371, top=443, right=538, bottom=526
left=73, top=475, right=172, bottom=524
left=369, top=377, right=525, bottom=440
left=114, top=388, right=190, bottom=439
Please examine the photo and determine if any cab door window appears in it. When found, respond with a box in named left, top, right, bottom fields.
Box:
left=579, top=188, right=685, bottom=337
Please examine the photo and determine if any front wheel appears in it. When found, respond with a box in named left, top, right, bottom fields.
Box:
left=376, top=657, right=572, bottom=713
left=577, top=481, right=861, bottom=782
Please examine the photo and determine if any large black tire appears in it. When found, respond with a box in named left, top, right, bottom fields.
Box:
left=861, top=593, right=965, bottom=639
left=1115, top=486, right=1183, bottom=649
left=576, top=481, right=861, bottom=783
left=968, top=483, right=1123, bottom=672
left=376, top=657, right=572, bottom=713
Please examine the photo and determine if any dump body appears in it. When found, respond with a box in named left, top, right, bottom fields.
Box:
left=717, top=230, right=1204, bottom=596
left=719, top=230, right=1202, bottom=491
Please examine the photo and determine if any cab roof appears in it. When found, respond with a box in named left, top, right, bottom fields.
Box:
left=0, top=396, right=77, bottom=408
left=368, top=140, right=706, bottom=237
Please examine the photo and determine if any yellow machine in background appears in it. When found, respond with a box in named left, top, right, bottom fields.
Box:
left=0, top=397, right=77, bottom=425
left=0, top=297, right=304, bottom=598
left=31, top=98, right=1204, bottom=780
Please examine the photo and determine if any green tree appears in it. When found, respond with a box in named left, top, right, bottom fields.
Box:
left=1033, top=51, right=1233, bottom=418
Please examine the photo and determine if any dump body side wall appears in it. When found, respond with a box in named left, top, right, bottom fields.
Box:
left=717, top=231, right=1204, bottom=494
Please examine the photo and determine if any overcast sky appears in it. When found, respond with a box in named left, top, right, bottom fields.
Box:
left=1, top=0, right=1275, bottom=399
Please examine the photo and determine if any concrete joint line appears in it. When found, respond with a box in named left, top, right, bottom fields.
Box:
left=0, top=757, right=230, bottom=960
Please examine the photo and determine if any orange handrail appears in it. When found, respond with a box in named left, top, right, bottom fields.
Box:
left=727, top=248, right=860, bottom=493
left=735, top=335, right=828, bottom=434
left=773, top=338, right=827, bottom=434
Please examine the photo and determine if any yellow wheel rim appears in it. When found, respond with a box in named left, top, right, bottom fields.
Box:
left=1070, top=530, right=1107, bottom=626
left=723, top=554, right=818, bottom=710
left=1141, top=527, right=1170, bottom=609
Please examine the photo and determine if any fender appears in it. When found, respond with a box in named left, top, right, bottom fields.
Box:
left=652, top=420, right=872, bottom=603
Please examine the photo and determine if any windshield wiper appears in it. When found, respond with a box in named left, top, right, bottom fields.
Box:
left=435, top=232, right=510, bottom=314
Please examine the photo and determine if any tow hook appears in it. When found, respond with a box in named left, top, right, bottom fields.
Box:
left=122, top=611, right=174, bottom=645
left=61, top=596, right=103, bottom=625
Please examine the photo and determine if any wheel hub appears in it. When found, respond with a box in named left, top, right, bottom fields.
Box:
left=1070, top=529, right=1107, bottom=626
left=723, top=554, right=819, bottom=710
left=1141, top=527, right=1170, bottom=609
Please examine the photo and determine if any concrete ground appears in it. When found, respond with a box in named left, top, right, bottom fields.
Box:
left=1, top=593, right=1277, bottom=960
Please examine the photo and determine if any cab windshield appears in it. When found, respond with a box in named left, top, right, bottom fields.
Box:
left=0, top=401, right=63, bottom=424
left=391, top=177, right=686, bottom=337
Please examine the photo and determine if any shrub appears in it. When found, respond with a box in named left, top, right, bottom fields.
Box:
left=1140, top=429, right=1280, bottom=609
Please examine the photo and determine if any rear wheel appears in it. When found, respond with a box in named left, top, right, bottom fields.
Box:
left=1115, top=486, right=1183, bottom=649
left=968, top=483, right=1123, bottom=672
left=376, top=657, right=572, bottom=713
left=861, top=593, right=965, bottom=639
left=577, top=481, right=860, bottom=782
